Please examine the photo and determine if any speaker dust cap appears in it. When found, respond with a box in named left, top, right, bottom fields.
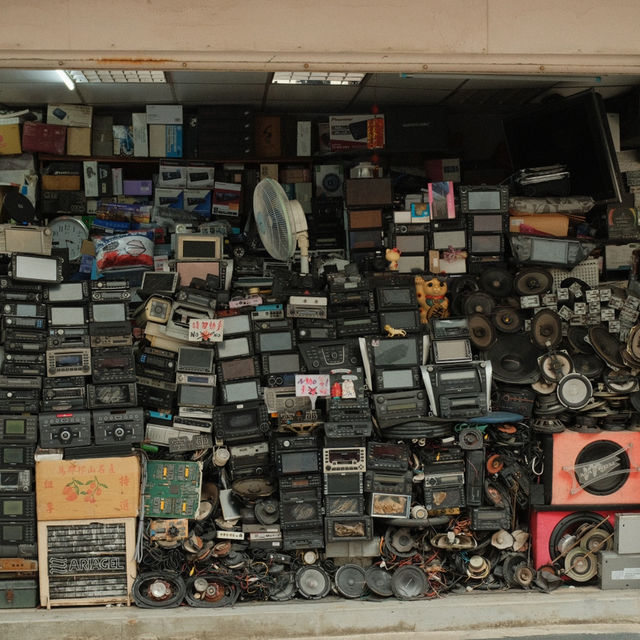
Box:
left=514, top=267, right=553, bottom=296
left=479, top=266, right=513, bottom=298
left=468, top=313, right=496, bottom=350
left=531, top=309, right=563, bottom=349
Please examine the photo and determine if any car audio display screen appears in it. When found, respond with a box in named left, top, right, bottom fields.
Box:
left=220, top=357, right=257, bottom=380
left=372, top=338, right=419, bottom=367
left=223, top=380, right=259, bottom=403
left=266, top=353, right=300, bottom=374
left=47, top=283, right=85, bottom=303
left=93, top=303, right=127, bottom=322
left=50, top=306, right=85, bottom=326
left=222, top=314, right=251, bottom=336
left=468, top=190, right=502, bottom=212
left=470, top=214, right=503, bottom=233
left=259, top=331, right=293, bottom=352
left=280, top=451, right=319, bottom=475
left=217, top=337, right=251, bottom=359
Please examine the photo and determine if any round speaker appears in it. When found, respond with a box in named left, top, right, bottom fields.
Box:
left=557, top=373, right=593, bottom=409
left=1, top=191, right=37, bottom=224
left=468, top=313, right=496, bottom=349
left=254, top=498, right=279, bottom=525
left=270, top=572, right=297, bottom=601
left=603, top=370, right=638, bottom=394
left=464, top=292, right=496, bottom=316
left=572, top=353, right=605, bottom=380
left=485, top=333, right=542, bottom=384
left=479, top=266, right=513, bottom=298
left=539, top=351, right=573, bottom=383
left=365, top=565, right=393, bottom=597
left=513, top=267, right=553, bottom=296
left=231, top=477, right=276, bottom=500
left=589, top=327, right=624, bottom=369
left=564, top=548, right=598, bottom=583
left=531, top=309, right=563, bottom=349
left=295, top=566, right=331, bottom=600
left=575, top=440, right=630, bottom=496
left=493, top=307, right=522, bottom=334
left=335, top=564, right=367, bottom=599
left=459, top=427, right=483, bottom=450
left=322, top=172, right=341, bottom=193
left=531, top=380, right=557, bottom=395
left=449, top=275, right=479, bottom=316
left=567, top=326, right=595, bottom=355
left=627, top=324, right=640, bottom=360
left=391, top=565, right=427, bottom=600
left=579, top=527, right=614, bottom=554
left=549, top=512, right=614, bottom=570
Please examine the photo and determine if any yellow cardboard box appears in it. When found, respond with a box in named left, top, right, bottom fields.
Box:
left=0, top=122, right=22, bottom=155
left=67, top=127, right=91, bottom=156
left=36, top=456, right=140, bottom=520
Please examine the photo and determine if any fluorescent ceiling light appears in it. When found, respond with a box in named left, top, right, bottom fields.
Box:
left=67, top=70, right=166, bottom=84
left=272, top=71, right=364, bottom=85
left=56, top=70, right=75, bottom=91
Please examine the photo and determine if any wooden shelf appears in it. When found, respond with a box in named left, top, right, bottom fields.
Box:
left=38, top=154, right=313, bottom=165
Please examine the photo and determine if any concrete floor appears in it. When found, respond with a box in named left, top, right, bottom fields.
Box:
left=2, top=586, right=639, bottom=640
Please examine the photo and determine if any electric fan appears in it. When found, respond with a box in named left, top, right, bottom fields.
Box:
left=253, top=178, right=309, bottom=274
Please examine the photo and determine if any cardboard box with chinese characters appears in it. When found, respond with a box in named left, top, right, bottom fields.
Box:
left=36, top=456, right=140, bottom=520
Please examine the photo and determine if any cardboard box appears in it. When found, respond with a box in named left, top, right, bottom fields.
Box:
left=35, top=455, right=140, bottom=520
left=98, top=163, right=112, bottom=197
left=111, top=167, right=123, bottom=196
left=83, top=161, right=99, bottom=198
left=66, top=127, right=91, bottom=156
left=0, top=121, right=22, bottom=155
left=254, top=115, right=281, bottom=157
left=184, top=189, right=212, bottom=217
left=280, top=167, right=311, bottom=183
left=41, top=174, right=81, bottom=191
left=123, top=180, right=153, bottom=196
left=47, top=104, right=93, bottom=128
left=187, top=165, right=215, bottom=189
left=509, top=214, right=569, bottom=237
left=260, top=163, right=278, bottom=181
left=154, top=188, right=184, bottom=209
left=428, top=181, right=455, bottom=220
left=297, top=121, right=312, bottom=157
left=113, top=125, right=133, bottom=157
left=212, top=181, right=241, bottom=217
left=329, top=114, right=385, bottom=151
left=158, top=163, right=187, bottom=188
left=149, top=125, right=183, bottom=158
left=21, top=122, right=66, bottom=155
left=146, top=104, right=183, bottom=125
left=92, top=115, right=113, bottom=156
left=132, top=113, right=148, bottom=157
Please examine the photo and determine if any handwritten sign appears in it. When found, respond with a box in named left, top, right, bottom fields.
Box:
left=189, top=318, right=223, bottom=342
left=295, top=374, right=330, bottom=410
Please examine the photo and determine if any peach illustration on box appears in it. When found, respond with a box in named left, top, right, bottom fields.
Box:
left=63, top=476, right=108, bottom=503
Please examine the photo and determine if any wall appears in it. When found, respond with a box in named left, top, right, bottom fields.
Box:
left=1, top=1, right=640, bottom=74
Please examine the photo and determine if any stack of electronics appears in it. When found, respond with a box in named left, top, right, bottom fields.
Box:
left=4, top=164, right=640, bottom=608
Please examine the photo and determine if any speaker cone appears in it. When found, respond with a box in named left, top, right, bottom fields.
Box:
left=464, top=292, right=496, bottom=316
left=531, top=309, right=563, bottom=349
left=493, top=307, right=522, bottom=334
left=514, top=267, right=553, bottom=295
left=335, top=564, right=367, bottom=599
left=391, top=565, right=427, bottom=600
left=485, top=334, right=542, bottom=384
left=365, top=566, right=393, bottom=597
left=589, top=327, right=624, bottom=368
left=575, top=440, right=630, bottom=495
left=479, top=266, right=513, bottom=297
left=468, top=313, right=496, bottom=349
left=295, top=566, right=331, bottom=599
left=567, top=326, right=594, bottom=355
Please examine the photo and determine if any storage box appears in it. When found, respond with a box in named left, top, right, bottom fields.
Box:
left=260, top=163, right=278, bottom=181
left=132, top=113, right=148, bottom=157
left=149, top=125, right=183, bottom=158
left=21, top=122, right=66, bottom=155
left=184, top=189, right=212, bottom=216
left=297, top=121, right=312, bottom=157
left=0, top=121, right=22, bottom=155
left=112, top=125, right=133, bottom=157
left=0, top=579, right=38, bottom=609
left=92, top=116, right=113, bottom=156
left=83, top=160, right=98, bottom=198
left=187, top=165, right=215, bottom=189
left=123, top=180, right=153, bottom=196
left=158, top=163, right=187, bottom=188
left=212, top=181, right=241, bottom=216
left=47, top=104, right=93, bottom=128
left=146, top=104, right=183, bottom=125
left=66, top=127, right=91, bottom=156
left=509, top=214, right=569, bottom=237
left=254, top=115, right=281, bottom=157
left=329, top=114, right=385, bottom=151
left=154, top=188, right=184, bottom=209
left=348, top=209, right=383, bottom=229
left=280, top=167, right=311, bottom=183
left=35, top=456, right=140, bottom=520
left=38, top=518, right=136, bottom=608
left=41, top=174, right=81, bottom=191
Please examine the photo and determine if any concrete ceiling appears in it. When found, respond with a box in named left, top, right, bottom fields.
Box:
left=1, top=70, right=639, bottom=113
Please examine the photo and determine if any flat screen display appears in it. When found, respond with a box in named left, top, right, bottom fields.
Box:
left=381, top=369, right=415, bottom=388
left=50, top=306, right=85, bottom=326
left=468, top=191, right=502, bottom=211
left=223, top=379, right=259, bottom=403
left=259, top=332, right=293, bottom=352
left=371, top=337, right=419, bottom=367
left=48, top=283, right=85, bottom=303
left=217, top=337, right=251, bottom=359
